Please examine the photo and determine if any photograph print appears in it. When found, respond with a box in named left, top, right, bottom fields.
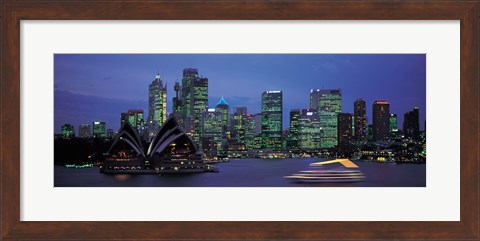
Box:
left=54, top=54, right=426, bottom=187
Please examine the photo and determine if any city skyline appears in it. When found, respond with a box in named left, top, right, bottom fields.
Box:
left=54, top=54, right=426, bottom=133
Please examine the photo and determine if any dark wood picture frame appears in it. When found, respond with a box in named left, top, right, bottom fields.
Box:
left=1, top=1, right=479, bottom=240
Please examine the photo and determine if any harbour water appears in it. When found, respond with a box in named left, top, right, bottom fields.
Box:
left=54, top=158, right=426, bottom=187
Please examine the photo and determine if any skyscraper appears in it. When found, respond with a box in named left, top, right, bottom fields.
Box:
left=181, top=68, right=208, bottom=144
left=354, top=98, right=367, bottom=140
left=148, top=73, right=167, bottom=126
left=261, top=90, right=283, bottom=150
left=337, top=113, right=353, bottom=147
left=78, top=124, right=91, bottom=138
left=288, top=109, right=300, bottom=150
left=232, top=110, right=246, bottom=144
left=404, top=107, right=420, bottom=140
left=314, top=89, right=342, bottom=148
left=201, top=108, right=223, bottom=156
left=245, top=114, right=258, bottom=150
left=92, top=121, right=106, bottom=139
left=372, top=100, right=390, bottom=142
left=389, top=113, right=398, bottom=132
left=297, top=109, right=321, bottom=150
left=128, top=109, right=144, bottom=131
left=61, top=124, right=75, bottom=138
left=215, top=97, right=230, bottom=139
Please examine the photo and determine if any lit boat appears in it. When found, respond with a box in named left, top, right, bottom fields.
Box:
left=284, top=169, right=366, bottom=183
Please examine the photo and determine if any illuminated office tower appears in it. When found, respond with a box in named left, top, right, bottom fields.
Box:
left=128, top=109, right=145, bottom=132
left=389, top=113, right=398, bottom=132
left=78, top=124, right=91, bottom=138
left=232, top=110, right=246, bottom=144
left=354, top=98, right=367, bottom=140
left=253, top=113, right=262, bottom=135
left=337, top=113, right=353, bottom=147
left=61, top=124, right=75, bottom=138
left=92, top=121, right=106, bottom=139
left=309, top=89, right=321, bottom=109
left=314, top=89, right=342, bottom=148
left=288, top=109, right=301, bottom=150
left=244, top=114, right=258, bottom=150
left=261, top=90, right=283, bottom=150
left=215, top=97, right=230, bottom=138
left=403, top=107, right=420, bottom=140
left=201, top=109, right=224, bottom=156
left=181, top=68, right=208, bottom=144
left=372, top=100, right=390, bottom=142
left=297, top=109, right=321, bottom=150
left=148, top=73, right=167, bottom=126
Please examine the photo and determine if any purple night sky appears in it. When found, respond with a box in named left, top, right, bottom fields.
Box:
left=54, top=54, right=426, bottom=133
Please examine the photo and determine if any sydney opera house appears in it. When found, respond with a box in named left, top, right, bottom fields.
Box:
left=101, top=116, right=218, bottom=174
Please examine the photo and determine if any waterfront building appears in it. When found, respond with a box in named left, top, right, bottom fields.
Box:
left=261, top=90, right=283, bottom=150
left=337, top=113, right=353, bottom=147
left=354, top=98, right=367, bottom=140
left=128, top=109, right=145, bottom=131
left=92, top=121, right=106, bottom=139
left=372, top=100, right=390, bottom=142
left=148, top=73, right=167, bottom=126
left=288, top=109, right=301, bottom=150
left=78, top=124, right=91, bottom=138
left=232, top=111, right=246, bottom=144
left=313, top=89, right=342, bottom=148
left=389, top=113, right=400, bottom=141
left=215, top=97, right=230, bottom=139
left=201, top=109, right=224, bottom=157
left=404, top=107, right=420, bottom=140
left=103, top=116, right=212, bottom=173
left=297, top=109, right=321, bottom=150
left=180, top=68, right=208, bottom=145
left=245, top=114, right=258, bottom=150
left=61, top=124, right=75, bottom=138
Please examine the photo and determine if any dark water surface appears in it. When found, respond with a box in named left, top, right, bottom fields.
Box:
left=54, top=158, right=426, bottom=187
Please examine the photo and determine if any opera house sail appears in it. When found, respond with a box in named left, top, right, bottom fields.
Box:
left=101, top=116, right=217, bottom=174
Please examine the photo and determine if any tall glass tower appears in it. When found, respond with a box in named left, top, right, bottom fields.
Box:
left=403, top=107, right=420, bottom=140
left=288, top=109, right=301, bottom=150
left=372, top=100, right=390, bottom=142
left=61, top=124, right=75, bottom=138
left=201, top=108, right=223, bottom=157
left=148, top=73, right=167, bottom=126
left=128, top=109, right=144, bottom=131
left=312, top=89, right=342, bottom=148
left=354, top=98, right=367, bottom=140
left=215, top=97, right=230, bottom=139
left=261, top=90, right=283, bottom=150
left=297, top=109, right=321, bottom=150
left=92, top=121, right=106, bottom=139
left=181, top=68, right=208, bottom=144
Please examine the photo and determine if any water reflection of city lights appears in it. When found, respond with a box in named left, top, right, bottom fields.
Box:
left=114, top=174, right=131, bottom=181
